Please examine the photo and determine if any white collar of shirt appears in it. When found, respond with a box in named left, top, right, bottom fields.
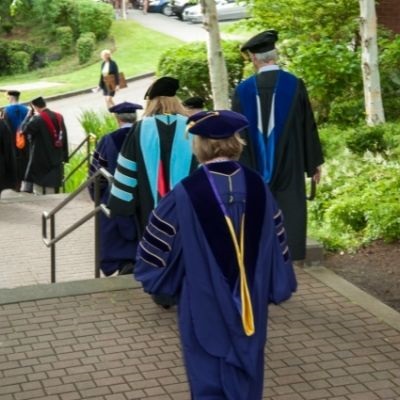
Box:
left=120, top=123, right=133, bottom=129
left=258, top=64, right=280, bottom=73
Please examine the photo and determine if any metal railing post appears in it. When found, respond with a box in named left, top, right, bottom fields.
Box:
left=42, top=167, right=113, bottom=283
left=94, top=174, right=101, bottom=278
left=50, top=215, right=56, bottom=283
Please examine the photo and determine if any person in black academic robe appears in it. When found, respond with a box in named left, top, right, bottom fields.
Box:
left=134, top=110, right=297, bottom=400
left=2, top=90, right=30, bottom=187
left=0, top=119, right=18, bottom=195
left=232, top=30, right=324, bottom=261
left=88, top=102, right=143, bottom=276
left=22, top=96, right=69, bottom=195
left=107, top=77, right=197, bottom=306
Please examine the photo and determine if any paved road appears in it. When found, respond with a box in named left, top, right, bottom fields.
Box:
left=46, top=9, right=244, bottom=146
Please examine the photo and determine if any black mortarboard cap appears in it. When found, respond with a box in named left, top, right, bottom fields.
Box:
left=187, top=110, right=249, bottom=139
left=183, top=96, right=205, bottom=109
left=144, top=77, right=179, bottom=100
left=31, top=96, right=46, bottom=108
left=240, top=29, right=278, bottom=53
left=7, top=90, right=21, bottom=98
left=109, top=102, right=143, bottom=114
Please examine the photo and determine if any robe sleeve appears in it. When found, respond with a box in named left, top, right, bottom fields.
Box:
left=267, top=190, right=298, bottom=304
left=88, top=136, right=109, bottom=201
left=134, top=191, right=184, bottom=297
left=299, top=79, right=324, bottom=176
left=107, top=125, right=139, bottom=216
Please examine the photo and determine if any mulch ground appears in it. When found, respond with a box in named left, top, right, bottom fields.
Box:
left=323, top=240, right=400, bottom=312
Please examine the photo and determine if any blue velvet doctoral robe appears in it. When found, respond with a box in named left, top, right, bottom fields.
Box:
left=135, top=161, right=297, bottom=399
left=89, top=125, right=137, bottom=276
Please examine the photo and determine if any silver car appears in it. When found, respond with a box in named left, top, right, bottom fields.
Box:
left=183, top=0, right=249, bottom=23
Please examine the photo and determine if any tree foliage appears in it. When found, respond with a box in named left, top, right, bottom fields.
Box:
left=243, top=0, right=400, bottom=123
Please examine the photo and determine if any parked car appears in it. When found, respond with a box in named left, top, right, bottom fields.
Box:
left=147, top=0, right=173, bottom=15
left=183, top=0, right=249, bottom=23
left=170, top=0, right=199, bottom=20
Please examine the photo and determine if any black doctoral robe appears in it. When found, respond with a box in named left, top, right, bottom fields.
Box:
left=0, top=120, right=18, bottom=193
left=23, top=109, right=69, bottom=189
left=107, top=114, right=197, bottom=234
left=232, top=69, right=324, bottom=260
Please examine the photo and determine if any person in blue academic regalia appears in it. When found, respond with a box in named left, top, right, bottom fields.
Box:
left=88, top=101, right=143, bottom=276
left=134, top=109, right=297, bottom=399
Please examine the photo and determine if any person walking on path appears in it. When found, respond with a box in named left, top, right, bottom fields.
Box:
left=232, top=29, right=324, bottom=262
left=1, top=90, right=30, bottom=189
left=134, top=109, right=297, bottom=399
left=97, top=49, right=120, bottom=109
left=21, top=96, right=69, bottom=195
left=107, top=76, right=197, bottom=307
left=0, top=119, right=18, bottom=196
left=88, top=101, right=143, bottom=277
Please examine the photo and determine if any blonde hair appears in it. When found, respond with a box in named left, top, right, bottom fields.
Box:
left=100, top=49, right=111, bottom=60
left=192, top=133, right=245, bottom=164
left=143, top=96, right=189, bottom=117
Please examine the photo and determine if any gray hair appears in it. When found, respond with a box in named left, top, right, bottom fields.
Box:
left=253, top=49, right=278, bottom=63
left=117, top=113, right=137, bottom=123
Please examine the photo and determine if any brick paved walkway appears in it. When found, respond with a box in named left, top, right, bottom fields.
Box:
left=1, top=193, right=399, bottom=400
left=0, top=270, right=399, bottom=400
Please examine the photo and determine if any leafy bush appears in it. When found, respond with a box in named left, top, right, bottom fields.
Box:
left=345, top=125, right=388, bottom=157
left=157, top=40, right=245, bottom=107
left=78, top=110, right=118, bottom=139
left=308, top=122, right=400, bottom=251
left=76, top=0, right=114, bottom=40
left=63, top=151, right=89, bottom=193
left=56, top=26, right=74, bottom=55
left=76, top=32, right=96, bottom=65
left=8, top=50, right=31, bottom=74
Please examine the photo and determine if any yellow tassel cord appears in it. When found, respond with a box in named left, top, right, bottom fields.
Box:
left=225, top=214, right=255, bottom=336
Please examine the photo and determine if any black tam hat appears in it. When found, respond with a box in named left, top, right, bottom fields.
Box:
left=240, top=29, right=278, bottom=53
left=145, top=77, right=179, bottom=100
left=109, top=102, right=143, bottom=114
left=31, top=96, right=46, bottom=108
left=187, top=110, right=249, bottom=139
left=7, top=90, right=21, bottom=98
left=183, top=96, right=205, bottom=109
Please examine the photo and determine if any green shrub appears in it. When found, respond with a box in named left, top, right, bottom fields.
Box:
left=63, top=151, right=89, bottom=193
left=1, top=20, right=13, bottom=35
left=8, top=50, right=31, bottom=74
left=78, top=109, right=118, bottom=139
left=157, top=40, right=245, bottom=107
left=76, top=32, right=96, bottom=65
left=76, top=0, right=114, bottom=40
left=56, top=26, right=74, bottom=55
left=308, top=123, right=400, bottom=251
left=345, top=125, right=388, bottom=157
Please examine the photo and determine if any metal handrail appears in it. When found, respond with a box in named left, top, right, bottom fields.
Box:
left=62, top=133, right=97, bottom=192
left=42, top=167, right=113, bottom=283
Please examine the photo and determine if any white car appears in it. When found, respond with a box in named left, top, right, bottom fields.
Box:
left=183, top=0, right=249, bottom=23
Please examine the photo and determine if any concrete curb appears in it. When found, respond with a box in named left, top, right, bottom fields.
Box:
left=306, top=265, right=400, bottom=332
left=45, top=71, right=155, bottom=102
left=0, top=275, right=141, bottom=305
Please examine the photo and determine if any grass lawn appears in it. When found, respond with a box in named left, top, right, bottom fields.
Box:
left=0, top=20, right=183, bottom=106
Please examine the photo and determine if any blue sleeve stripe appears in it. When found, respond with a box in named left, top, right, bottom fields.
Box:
left=117, top=153, right=137, bottom=171
left=110, top=185, right=133, bottom=202
left=114, top=170, right=137, bottom=188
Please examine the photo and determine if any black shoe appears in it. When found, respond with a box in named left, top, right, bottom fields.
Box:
left=118, top=262, right=134, bottom=275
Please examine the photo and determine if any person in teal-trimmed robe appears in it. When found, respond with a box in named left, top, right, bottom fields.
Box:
left=107, top=77, right=197, bottom=306
left=134, top=110, right=297, bottom=400
left=232, top=30, right=324, bottom=262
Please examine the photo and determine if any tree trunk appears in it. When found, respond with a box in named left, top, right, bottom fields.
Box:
left=121, top=0, right=127, bottom=20
left=200, top=0, right=230, bottom=109
left=359, top=0, right=385, bottom=125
